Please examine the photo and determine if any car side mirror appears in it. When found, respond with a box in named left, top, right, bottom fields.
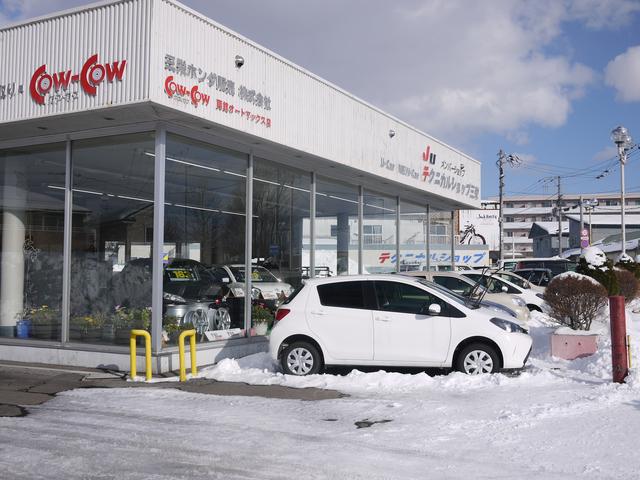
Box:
left=501, top=285, right=508, bottom=293
left=427, top=303, right=441, bottom=315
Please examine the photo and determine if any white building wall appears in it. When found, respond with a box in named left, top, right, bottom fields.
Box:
left=0, top=0, right=152, bottom=122
left=148, top=0, right=481, bottom=208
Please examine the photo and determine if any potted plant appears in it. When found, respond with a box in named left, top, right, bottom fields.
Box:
left=251, top=304, right=273, bottom=336
left=29, top=305, right=60, bottom=340
left=543, top=272, right=607, bottom=360
left=113, top=306, right=151, bottom=345
left=162, top=315, right=194, bottom=346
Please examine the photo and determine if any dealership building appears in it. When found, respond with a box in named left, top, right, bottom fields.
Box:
left=0, top=0, right=482, bottom=372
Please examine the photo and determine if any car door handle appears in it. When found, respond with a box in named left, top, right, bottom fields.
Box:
left=310, top=310, right=327, bottom=316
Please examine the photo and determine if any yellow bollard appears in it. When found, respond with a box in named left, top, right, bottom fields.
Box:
left=178, top=329, right=197, bottom=382
left=130, top=329, right=152, bottom=381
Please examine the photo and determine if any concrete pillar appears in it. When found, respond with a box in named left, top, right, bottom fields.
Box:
left=336, top=212, right=350, bottom=275
left=0, top=160, right=26, bottom=337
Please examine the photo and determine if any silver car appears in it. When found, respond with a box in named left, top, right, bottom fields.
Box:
left=209, top=264, right=295, bottom=309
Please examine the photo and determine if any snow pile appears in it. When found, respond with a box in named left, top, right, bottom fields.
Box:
left=199, top=300, right=640, bottom=394
left=581, top=246, right=608, bottom=269
left=553, top=270, right=601, bottom=286
left=615, top=252, right=634, bottom=264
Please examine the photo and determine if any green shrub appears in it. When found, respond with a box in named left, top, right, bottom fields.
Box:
left=543, top=274, right=608, bottom=331
left=576, top=248, right=619, bottom=296
left=615, top=268, right=640, bottom=303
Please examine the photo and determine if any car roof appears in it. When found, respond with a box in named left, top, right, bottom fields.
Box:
left=302, top=274, right=425, bottom=286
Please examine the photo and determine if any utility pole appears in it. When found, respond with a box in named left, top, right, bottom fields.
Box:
left=497, top=150, right=521, bottom=265
left=579, top=195, right=584, bottom=253
left=556, top=176, right=563, bottom=256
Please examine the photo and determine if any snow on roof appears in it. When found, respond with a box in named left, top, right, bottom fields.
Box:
left=565, top=214, right=640, bottom=226
left=530, top=221, right=569, bottom=235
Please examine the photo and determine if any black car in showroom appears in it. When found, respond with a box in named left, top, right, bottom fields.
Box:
left=113, top=258, right=243, bottom=334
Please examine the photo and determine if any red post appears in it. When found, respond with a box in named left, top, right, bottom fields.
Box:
left=609, top=296, right=628, bottom=383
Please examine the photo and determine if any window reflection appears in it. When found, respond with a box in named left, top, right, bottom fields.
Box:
left=163, top=135, right=246, bottom=345
left=315, top=178, right=359, bottom=275
left=363, top=190, right=396, bottom=274
left=0, top=144, right=66, bottom=340
left=71, top=133, right=155, bottom=345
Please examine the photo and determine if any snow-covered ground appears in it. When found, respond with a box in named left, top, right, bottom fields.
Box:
left=2, top=304, right=640, bottom=479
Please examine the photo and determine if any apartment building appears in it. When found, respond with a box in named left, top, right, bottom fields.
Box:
left=463, top=192, right=640, bottom=259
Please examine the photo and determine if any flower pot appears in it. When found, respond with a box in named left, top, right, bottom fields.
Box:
left=81, top=328, right=102, bottom=343
left=253, top=322, right=269, bottom=336
left=115, top=328, right=131, bottom=345
left=551, top=332, right=599, bottom=360
left=102, top=324, right=116, bottom=343
left=32, top=322, right=60, bottom=341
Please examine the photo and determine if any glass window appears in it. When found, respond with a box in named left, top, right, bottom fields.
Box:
left=163, top=134, right=246, bottom=344
left=400, top=201, right=426, bottom=271
left=363, top=190, right=396, bottom=274
left=71, top=134, right=154, bottom=345
left=316, top=178, right=359, bottom=276
left=317, top=281, right=367, bottom=309
left=252, top=158, right=310, bottom=335
left=0, top=144, right=66, bottom=341
left=374, top=281, right=444, bottom=314
left=432, top=275, right=472, bottom=295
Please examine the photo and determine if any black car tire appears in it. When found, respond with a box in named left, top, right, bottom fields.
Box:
left=455, top=343, right=500, bottom=375
left=281, top=341, right=323, bottom=376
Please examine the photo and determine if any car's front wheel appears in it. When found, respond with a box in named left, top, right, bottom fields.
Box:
left=281, top=341, right=323, bottom=376
left=455, top=343, right=499, bottom=375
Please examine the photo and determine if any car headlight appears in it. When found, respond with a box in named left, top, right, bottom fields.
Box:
left=490, top=317, right=528, bottom=334
left=536, top=293, right=545, bottom=300
left=511, top=297, right=526, bottom=307
left=231, top=287, right=245, bottom=297
left=163, top=292, right=186, bottom=304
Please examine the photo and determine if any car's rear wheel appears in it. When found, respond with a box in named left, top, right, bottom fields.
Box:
left=281, top=341, right=323, bottom=376
left=455, top=343, right=499, bottom=375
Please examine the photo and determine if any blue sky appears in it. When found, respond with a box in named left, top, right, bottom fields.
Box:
left=1, top=0, right=640, bottom=200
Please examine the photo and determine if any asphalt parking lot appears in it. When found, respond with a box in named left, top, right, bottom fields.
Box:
left=0, top=361, right=344, bottom=417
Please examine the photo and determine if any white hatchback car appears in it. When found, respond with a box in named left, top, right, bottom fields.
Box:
left=461, top=271, right=545, bottom=311
left=269, top=275, right=532, bottom=376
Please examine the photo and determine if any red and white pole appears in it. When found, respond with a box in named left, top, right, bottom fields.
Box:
left=609, top=296, right=628, bottom=383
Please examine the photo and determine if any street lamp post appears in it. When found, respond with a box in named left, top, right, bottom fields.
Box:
left=611, top=126, right=632, bottom=256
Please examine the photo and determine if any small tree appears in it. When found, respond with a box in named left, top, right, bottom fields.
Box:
left=616, top=255, right=640, bottom=280
left=576, top=247, right=619, bottom=296
left=543, top=274, right=608, bottom=330
left=614, top=268, right=640, bottom=303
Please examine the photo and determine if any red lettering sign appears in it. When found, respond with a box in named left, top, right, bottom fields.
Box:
left=29, top=54, right=127, bottom=105
left=164, top=75, right=209, bottom=107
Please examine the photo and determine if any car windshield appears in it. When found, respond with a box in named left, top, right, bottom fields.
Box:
left=497, top=272, right=529, bottom=289
left=417, top=279, right=479, bottom=309
left=229, top=266, right=278, bottom=283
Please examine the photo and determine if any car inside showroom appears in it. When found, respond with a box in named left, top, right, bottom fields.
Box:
left=0, top=0, right=482, bottom=372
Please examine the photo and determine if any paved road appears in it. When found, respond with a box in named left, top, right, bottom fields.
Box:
left=0, top=362, right=344, bottom=417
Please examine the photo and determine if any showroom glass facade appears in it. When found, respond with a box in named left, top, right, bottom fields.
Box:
left=315, top=177, right=359, bottom=276
left=363, top=190, right=397, bottom=274
left=400, top=201, right=427, bottom=272
left=0, top=127, right=443, bottom=350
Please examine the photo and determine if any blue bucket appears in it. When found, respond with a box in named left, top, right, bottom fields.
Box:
left=16, top=320, right=30, bottom=339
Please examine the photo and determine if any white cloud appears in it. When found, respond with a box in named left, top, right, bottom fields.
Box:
left=592, top=145, right=618, bottom=162
left=605, top=45, right=640, bottom=102
left=513, top=153, right=537, bottom=166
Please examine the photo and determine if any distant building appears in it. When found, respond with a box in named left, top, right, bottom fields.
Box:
left=528, top=222, right=570, bottom=257
left=459, top=193, right=640, bottom=260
